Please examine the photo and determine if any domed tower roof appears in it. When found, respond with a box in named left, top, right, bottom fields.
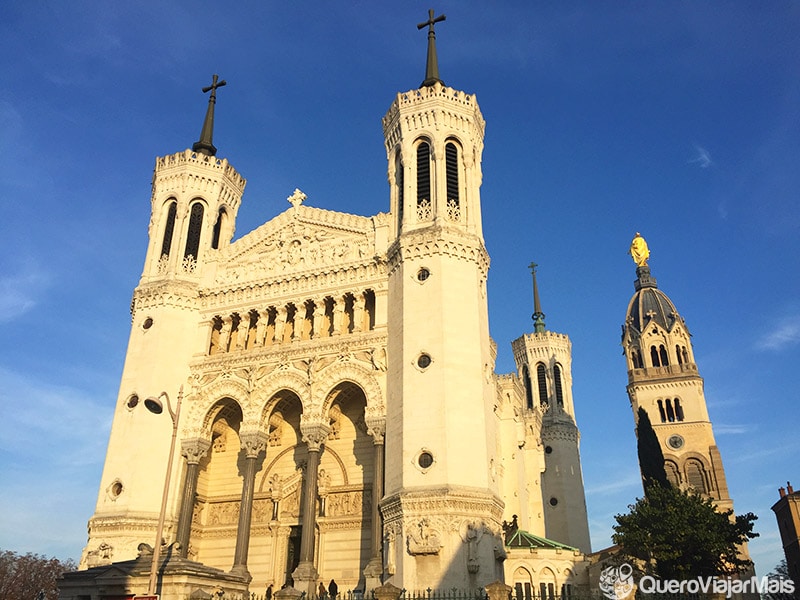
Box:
left=625, top=266, right=683, bottom=334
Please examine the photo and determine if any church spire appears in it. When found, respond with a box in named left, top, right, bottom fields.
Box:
left=529, top=262, right=546, bottom=333
left=192, top=74, right=227, bottom=156
left=417, top=9, right=446, bottom=87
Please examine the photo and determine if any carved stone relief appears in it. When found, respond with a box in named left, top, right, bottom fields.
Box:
left=406, top=517, right=443, bottom=555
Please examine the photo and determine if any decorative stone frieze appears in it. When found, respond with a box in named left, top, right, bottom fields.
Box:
left=386, top=226, right=490, bottom=276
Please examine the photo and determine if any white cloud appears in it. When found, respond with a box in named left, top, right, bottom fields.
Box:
left=756, top=315, right=800, bottom=351
left=0, top=366, right=113, bottom=558
left=585, top=473, right=641, bottom=496
left=689, top=144, right=713, bottom=168
left=713, top=423, right=750, bottom=435
left=0, top=259, right=49, bottom=323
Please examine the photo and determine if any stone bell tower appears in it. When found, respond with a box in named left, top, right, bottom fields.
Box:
left=621, top=233, right=732, bottom=510
left=511, top=264, right=591, bottom=553
left=82, top=76, right=246, bottom=566
left=382, top=11, right=505, bottom=591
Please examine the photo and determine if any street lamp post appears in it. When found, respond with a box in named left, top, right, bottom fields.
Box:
left=144, top=386, right=183, bottom=597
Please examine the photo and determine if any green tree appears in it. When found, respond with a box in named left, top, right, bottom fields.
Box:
left=612, top=483, right=758, bottom=580
left=763, top=559, right=797, bottom=600
left=635, top=407, right=669, bottom=491
left=0, top=549, right=77, bottom=600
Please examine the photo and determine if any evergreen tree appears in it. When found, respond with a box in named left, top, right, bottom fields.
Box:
left=636, top=406, right=669, bottom=491
left=612, top=484, right=758, bottom=580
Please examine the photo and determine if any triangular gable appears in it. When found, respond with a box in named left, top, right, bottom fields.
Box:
left=210, top=204, right=384, bottom=288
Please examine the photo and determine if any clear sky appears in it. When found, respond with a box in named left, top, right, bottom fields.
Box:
left=1, top=1, right=798, bottom=577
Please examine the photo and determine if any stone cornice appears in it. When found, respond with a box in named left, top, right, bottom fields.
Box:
left=199, top=260, right=388, bottom=309
left=627, top=364, right=701, bottom=385
left=627, top=378, right=704, bottom=394
left=382, top=83, right=485, bottom=152
left=131, top=280, right=200, bottom=314
left=380, top=486, right=504, bottom=524
left=189, top=331, right=388, bottom=372
left=153, top=149, right=246, bottom=197
left=387, top=226, right=489, bottom=276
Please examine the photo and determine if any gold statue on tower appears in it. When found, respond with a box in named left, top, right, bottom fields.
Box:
left=629, top=232, right=650, bottom=267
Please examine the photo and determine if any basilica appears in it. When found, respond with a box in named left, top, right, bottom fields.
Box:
left=67, top=13, right=739, bottom=600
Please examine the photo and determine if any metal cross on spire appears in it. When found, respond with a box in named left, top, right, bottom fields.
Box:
left=417, top=9, right=446, bottom=88
left=192, top=74, right=227, bottom=157
left=529, top=262, right=547, bottom=333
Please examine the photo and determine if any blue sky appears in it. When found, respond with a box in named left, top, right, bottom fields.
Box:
left=1, top=2, right=798, bottom=576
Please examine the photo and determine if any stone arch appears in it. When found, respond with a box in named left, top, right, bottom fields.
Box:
left=253, top=369, right=310, bottom=429
left=537, top=565, right=557, bottom=598
left=183, top=378, right=250, bottom=438
left=312, top=361, right=384, bottom=415
left=511, top=564, right=534, bottom=600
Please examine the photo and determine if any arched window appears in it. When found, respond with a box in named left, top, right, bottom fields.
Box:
left=396, top=152, right=404, bottom=233
left=631, top=349, right=644, bottom=369
left=160, top=201, right=177, bottom=258
left=445, top=141, right=460, bottom=221
left=659, top=345, right=669, bottom=366
left=416, top=141, right=431, bottom=220
left=522, top=365, right=533, bottom=410
left=650, top=345, right=660, bottom=367
left=553, top=364, right=564, bottom=407
left=682, top=346, right=690, bottom=364
left=657, top=400, right=666, bottom=423
left=665, top=399, right=675, bottom=422
left=665, top=460, right=680, bottom=487
left=685, top=459, right=707, bottom=493
left=536, top=363, right=548, bottom=407
left=675, top=344, right=683, bottom=365
left=184, top=202, right=204, bottom=261
left=211, top=208, right=226, bottom=250
left=674, top=398, right=684, bottom=422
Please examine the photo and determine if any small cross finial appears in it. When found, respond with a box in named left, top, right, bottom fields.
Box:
left=288, top=188, right=307, bottom=208
left=417, top=9, right=446, bottom=87
left=193, top=74, right=227, bottom=156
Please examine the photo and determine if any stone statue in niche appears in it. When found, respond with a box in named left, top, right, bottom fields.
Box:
left=406, top=517, right=442, bottom=555
left=465, top=521, right=485, bottom=573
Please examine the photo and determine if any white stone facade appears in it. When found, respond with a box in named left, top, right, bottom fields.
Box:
left=81, top=79, right=592, bottom=595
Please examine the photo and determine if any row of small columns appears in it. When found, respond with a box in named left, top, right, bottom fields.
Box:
left=173, top=418, right=386, bottom=586
left=210, top=290, right=376, bottom=354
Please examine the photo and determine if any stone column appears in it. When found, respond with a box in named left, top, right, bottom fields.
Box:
left=364, top=417, right=386, bottom=590
left=292, top=421, right=330, bottom=594
left=231, top=431, right=268, bottom=579
left=176, top=438, right=211, bottom=558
